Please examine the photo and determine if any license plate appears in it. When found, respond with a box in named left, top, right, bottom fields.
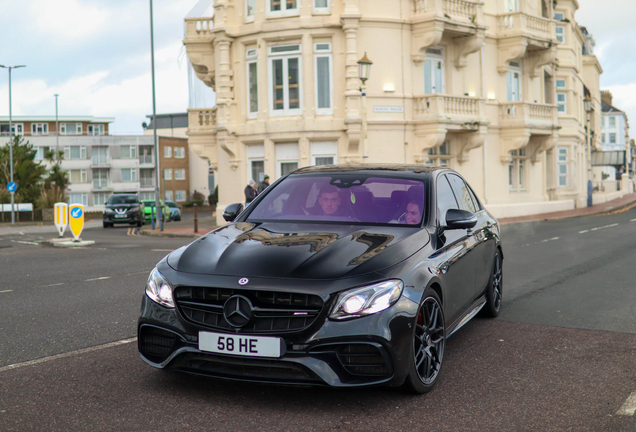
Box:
left=199, top=331, right=282, bottom=358
left=114, top=214, right=127, bottom=218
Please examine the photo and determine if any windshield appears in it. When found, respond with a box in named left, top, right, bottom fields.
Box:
left=247, top=175, right=425, bottom=225
left=108, top=195, right=139, bottom=205
left=166, top=202, right=178, bottom=208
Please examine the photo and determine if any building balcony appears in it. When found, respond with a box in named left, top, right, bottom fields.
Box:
left=497, top=12, right=557, bottom=74
left=411, top=0, right=485, bottom=67
left=187, top=108, right=219, bottom=171
left=92, top=179, right=111, bottom=190
left=90, top=159, right=110, bottom=168
left=413, top=94, right=489, bottom=163
left=183, top=18, right=216, bottom=89
left=138, top=155, right=154, bottom=165
left=499, top=102, right=559, bottom=163
left=140, top=179, right=155, bottom=188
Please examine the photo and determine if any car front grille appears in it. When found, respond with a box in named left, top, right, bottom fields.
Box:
left=174, top=286, right=324, bottom=334
left=336, top=344, right=388, bottom=376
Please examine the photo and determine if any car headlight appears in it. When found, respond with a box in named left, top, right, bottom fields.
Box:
left=145, top=268, right=175, bottom=308
left=329, top=279, right=404, bottom=320
left=103, top=208, right=114, bottom=214
left=129, top=206, right=140, bottom=212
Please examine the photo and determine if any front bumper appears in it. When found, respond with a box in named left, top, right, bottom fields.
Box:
left=138, top=291, right=418, bottom=388
left=104, top=214, right=142, bottom=224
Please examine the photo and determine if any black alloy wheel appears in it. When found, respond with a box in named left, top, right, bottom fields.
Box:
left=403, top=290, right=445, bottom=394
left=481, top=251, right=503, bottom=318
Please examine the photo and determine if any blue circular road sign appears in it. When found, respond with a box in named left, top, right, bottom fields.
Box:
left=7, top=182, right=17, bottom=193
left=70, top=207, right=83, bottom=219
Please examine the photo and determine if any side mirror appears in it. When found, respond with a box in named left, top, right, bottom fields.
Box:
left=223, top=203, right=244, bottom=222
left=445, top=208, right=477, bottom=230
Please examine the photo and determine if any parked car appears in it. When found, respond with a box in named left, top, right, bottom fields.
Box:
left=165, top=200, right=181, bottom=221
left=141, top=199, right=171, bottom=224
left=138, top=165, right=503, bottom=393
left=103, top=194, right=144, bottom=228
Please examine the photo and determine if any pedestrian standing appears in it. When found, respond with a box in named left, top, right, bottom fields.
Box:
left=244, top=179, right=258, bottom=205
left=257, top=175, right=270, bottom=194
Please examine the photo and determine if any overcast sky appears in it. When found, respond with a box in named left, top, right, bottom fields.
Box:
left=0, top=0, right=634, bottom=136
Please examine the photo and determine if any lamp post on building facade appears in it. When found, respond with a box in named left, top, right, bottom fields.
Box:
left=357, top=53, right=372, bottom=162
left=584, top=94, right=594, bottom=207
left=0, top=64, right=26, bottom=225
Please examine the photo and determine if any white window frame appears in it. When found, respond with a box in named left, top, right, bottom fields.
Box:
left=424, top=47, right=445, bottom=94
left=609, top=116, right=616, bottom=128
left=506, top=0, right=519, bottom=12
left=91, top=146, right=109, bottom=165
left=88, top=124, right=104, bottom=136
left=93, top=192, right=111, bottom=206
left=164, top=146, right=172, bottom=158
left=174, top=147, right=186, bottom=158
left=426, top=141, right=451, bottom=167
left=508, top=148, right=527, bottom=191
left=175, top=190, right=187, bottom=202
left=164, top=190, right=174, bottom=201
left=602, top=133, right=606, bottom=144
left=69, top=193, right=88, bottom=206
left=245, top=0, right=255, bottom=22
left=61, top=123, right=82, bottom=135
left=141, top=192, right=156, bottom=201
left=311, top=141, right=338, bottom=166
left=175, top=169, right=186, bottom=181
left=246, top=48, right=259, bottom=119
left=69, top=169, right=88, bottom=184
left=120, top=145, right=137, bottom=159
left=555, top=79, right=566, bottom=89
left=556, top=25, right=565, bottom=43
left=314, top=42, right=333, bottom=115
left=275, top=142, right=300, bottom=178
left=121, top=168, right=137, bottom=182
left=31, top=123, right=49, bottom=135
left=64, top=145, right=87, bottom=160
left=164, top=168, right=173, bottom=180
left=554, top=12, right=565, bottom=21
left=609, top=133, right=617, bottom=144
left=557, top=146, right=568, bottom=187
left=92, top=168, right=110, bottom=189
left=313, top=0, right=331, bottom=15
left=1, top=123, right=24, bottom=135
left=557, top=92, right=567, bottom=113
left=267, top=0, right=299, bottom=17
left=268, top=44, right=303, bottom=117
left=247, top=144, right=265, bottom=184
left=507, top=62, right=522, bottom=102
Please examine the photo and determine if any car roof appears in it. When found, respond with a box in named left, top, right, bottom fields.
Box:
left=294, top=164, right=442, bottom=176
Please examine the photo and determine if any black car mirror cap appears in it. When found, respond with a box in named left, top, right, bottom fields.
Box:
left=223, top=203, right=244, bottom=222
left=444, top=208, right=478, bottom=230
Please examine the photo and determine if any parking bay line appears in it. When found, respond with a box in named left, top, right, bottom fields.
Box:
left=617, top=391, right=636, bottom=416
left=0, top=338, right=137, bottom=374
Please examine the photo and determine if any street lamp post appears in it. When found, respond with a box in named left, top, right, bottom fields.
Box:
left=54, top=94, right=59, bottom=161
left=584, top=94, right=594, bottom=207
left=357, top=53, right=372, bottom=162
left=149, top=0, right=162, bottom=231
left=0, top=64, right=26, bottom=225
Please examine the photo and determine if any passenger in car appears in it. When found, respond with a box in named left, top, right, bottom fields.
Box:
left=311, top=184, right=349, bottom=217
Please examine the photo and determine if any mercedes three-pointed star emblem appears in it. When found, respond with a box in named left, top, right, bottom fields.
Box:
left=223, top=295, right=253, bottom=327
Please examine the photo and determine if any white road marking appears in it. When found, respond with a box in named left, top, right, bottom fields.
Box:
left=579, top=230, right=589, bottom=234
left=11, top=240, right=39, bottom=245
left=151, top=249, right=173, bottom=252
left=126, top=270, right=151, bottom=276
left=39, top=283, right=64, bottom=288
left=84, top=276, right=111, bottom=282
left=617, top=391, right=636, bottom=416
left=0, top=338, right=137, bottom=374
left=631, top=218, right=636, bottom=222
left=591, top=223, right=618, bottom=231
left=0, top=290, right=13, bottom=293
left=540, top=237, right=559, bottom=243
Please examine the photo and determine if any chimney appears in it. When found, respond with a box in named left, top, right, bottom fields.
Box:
left=601, top=90, right=613, bottom=106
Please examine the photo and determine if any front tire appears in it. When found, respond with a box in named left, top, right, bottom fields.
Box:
left=403, top=289, right=445, bottom=394
left=480, top=251, right=503, bottom=318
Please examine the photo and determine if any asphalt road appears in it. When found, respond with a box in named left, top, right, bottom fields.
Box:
left=1, top=212, right=636, bottom=431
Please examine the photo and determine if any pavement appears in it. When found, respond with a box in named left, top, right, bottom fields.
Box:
left=4, top=193, right=636, bottom=238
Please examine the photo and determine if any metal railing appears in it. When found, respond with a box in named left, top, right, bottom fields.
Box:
left=139, top=155, right=154, bottom=164
left=140, top=178, right=155, bottom=188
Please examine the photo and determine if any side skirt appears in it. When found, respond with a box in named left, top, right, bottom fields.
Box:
left=446, top=295, right=487, bottom=338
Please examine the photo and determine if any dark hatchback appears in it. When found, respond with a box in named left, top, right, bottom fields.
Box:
left=103, top=194, right=144, bottom=228
left=138, top=165, right=503, bottom=393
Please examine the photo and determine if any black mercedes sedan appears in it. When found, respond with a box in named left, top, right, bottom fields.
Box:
left=138, top=165, right=503, bottom=393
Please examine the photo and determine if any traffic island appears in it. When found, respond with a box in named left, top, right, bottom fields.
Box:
left=52, top=239, right=95, bottom=247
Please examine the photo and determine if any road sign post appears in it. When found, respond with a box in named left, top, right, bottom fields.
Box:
left=54, top=202, right=68, bottom=237
left=69, top=204, right=84, bottom=242
left=7, top=182, right=17, bottom=224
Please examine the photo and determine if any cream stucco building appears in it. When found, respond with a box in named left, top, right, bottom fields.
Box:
left=183, top=0, right=618, bottom=225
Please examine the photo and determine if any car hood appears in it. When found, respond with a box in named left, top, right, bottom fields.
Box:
left=105, top=203, right=139, bottom=209
left=167, top=222, right=430, bottom=279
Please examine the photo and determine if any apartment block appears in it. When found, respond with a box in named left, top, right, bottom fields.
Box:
left=183, top=0, right=610, bottom=224
left=159, top=136, right=190, bottom=202
left=596, top=90, right=630, bottom=184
